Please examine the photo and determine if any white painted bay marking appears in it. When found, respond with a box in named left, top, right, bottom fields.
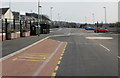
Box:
left=86, top=37, right=113, bottom=40
left=117, top=56, right=120, bottom=59
left=99, top=44, right=110, bottom=51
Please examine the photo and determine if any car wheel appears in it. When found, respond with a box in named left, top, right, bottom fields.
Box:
left=104, top=31, right=107, bottom=33
left=96, top=31, right=99, bottom=33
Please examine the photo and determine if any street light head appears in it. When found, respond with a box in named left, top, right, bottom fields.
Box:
left=39, top=6, right=42, bottom=7
left=51, top=7, right=53, bottom=9
left=103, top=7, right=106, bottom=8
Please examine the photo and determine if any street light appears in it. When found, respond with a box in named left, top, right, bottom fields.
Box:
left=50, top=7, right=53, bottom=21
left=38, top=0, right=42, bottom=36
left=50, top=7, right=53, bottom=27
left=92, top=13, right=94, bottom=24
left=103, top=7, right=107, bottom=23
left=85, top=16, right=87, bottom=24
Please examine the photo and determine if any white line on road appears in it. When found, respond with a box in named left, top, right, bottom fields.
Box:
left=99, top=44, right=110, bottom=51
left=32, top=42, right=63, bottom=76
left=117, top=56, right=120, bottom=59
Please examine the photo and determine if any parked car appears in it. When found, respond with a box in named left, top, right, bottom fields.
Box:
left=85, top=27, right=95, bottom=30
left=94, top=28, right=109, bottom=33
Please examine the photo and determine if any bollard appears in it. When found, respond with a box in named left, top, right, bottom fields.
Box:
left=1, top=19, right=3, bottom=41
left=20, top=20, right=23, bottom=37
left=5, top=19, right=8, bottom=40
left=13, top=19, right=15, bottom=30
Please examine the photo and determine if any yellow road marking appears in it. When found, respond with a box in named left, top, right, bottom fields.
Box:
left=52, top=72, right=56, bottom=77
left=18, top=56, right=48, bottom=59
left=55, top=66, right=59, bottom=71
left=57, top=61, right=61, bottom=64
left=12, top=58, right=18, bottom=61
left=12, top=53, right=50, bottom=62
left=61, top=54, right=63, bottom=56
left=14, top=58, right=45, bottom=62
left=59, top=57, right=62, bottom=60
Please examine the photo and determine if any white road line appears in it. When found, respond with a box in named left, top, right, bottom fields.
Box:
left=32, top=42, right=63, bottom=76
left=117, top=56, right=120, bottom=59
left=0, top=36, right=50, bottom=61
left=99, top=44, right=110, bottom=51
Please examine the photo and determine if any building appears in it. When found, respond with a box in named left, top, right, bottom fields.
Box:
left=12, top=11, right=20, bottom=21
left=26, top=13, right=51, bottom=24
left=0, top=8, right=14, bottom=22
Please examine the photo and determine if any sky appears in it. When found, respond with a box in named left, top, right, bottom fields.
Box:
left=1, top=0, right=119, bottom=23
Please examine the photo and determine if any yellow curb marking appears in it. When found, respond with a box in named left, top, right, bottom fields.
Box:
left=52, top=42, right=68, bottom=77
left=57, top=61, right=61, bottom=65
left=52, top=72, right=56, bottom=77
left=61, top=54, right=63, bottom=56
left=59, top=57, right=62, bottom=60
left=55, top=66, right=59, bottom=71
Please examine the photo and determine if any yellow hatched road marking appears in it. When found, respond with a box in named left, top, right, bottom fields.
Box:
left=12, top=53, right=50, bottom=62
left=18, top=56, right=47, bottom=59
left=12, top=58, right=18, bottom=61
left=14, top=58, right=45, bottom=62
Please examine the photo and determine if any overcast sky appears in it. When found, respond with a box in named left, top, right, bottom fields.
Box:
left=1, top=0, right=119, bottom=23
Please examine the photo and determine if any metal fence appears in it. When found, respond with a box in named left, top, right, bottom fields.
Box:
left=1, top=18, right=50, bottom=41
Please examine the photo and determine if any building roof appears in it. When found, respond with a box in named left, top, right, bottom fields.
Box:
left=12, top=11, right=20, bottom=20
left=26, top=13, right=50, bottom=21
left=0, top=8, right=9, bottom=15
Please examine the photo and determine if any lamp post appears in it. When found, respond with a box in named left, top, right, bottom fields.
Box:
left=103, top=7, right=107, bottom=24
left=85, top=16, right=87, bottom=24
left=92, top=13, right=94, bottom=24
left=50, top=7, right=53, bottom=27
left=38, top=0, right=42, bottom=36
left=9, top=0, right=11, bottom=29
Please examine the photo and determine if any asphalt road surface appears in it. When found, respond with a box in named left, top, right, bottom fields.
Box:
left=2, top=28, right=119, bottom=78
left=49, top=28, right=118, bottom=77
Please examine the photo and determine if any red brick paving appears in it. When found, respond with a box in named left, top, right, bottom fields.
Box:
left=2, top=39, right=67, bottom=76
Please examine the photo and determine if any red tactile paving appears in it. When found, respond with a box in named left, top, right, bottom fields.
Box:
left=2, top=39, right=67, bottom=76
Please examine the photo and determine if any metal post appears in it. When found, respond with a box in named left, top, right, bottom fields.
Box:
left=92, top=13, right=94, bottom=24
left=30, top=20, right=32, bottom=36
left=38, top=0, right=40, bottom=25
left=97, top=21, right=99, bottom=28
left=103, top=7, right=107, bottom=23
left=50, top=7, right=53, bottom=28
left=1, top=19, right=3, bottom=41
left=5, top=19, right=8, bottom=40
left=13, top=19, right=15, bottom=29
left=20, top=20, right=22, bottom=37
left=85, top=16, right=87, bottom=24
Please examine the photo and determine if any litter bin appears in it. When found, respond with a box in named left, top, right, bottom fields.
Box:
left=40, top=24, right=50, bottom=34
left=30, top=22, right=39, bottom=35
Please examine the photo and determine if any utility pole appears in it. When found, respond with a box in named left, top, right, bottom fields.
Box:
left=38, top=0, right=40, bottom=25
left=103, top=7, right=107, bottom=23
left=92, top=13, right=94, bottom=24
left=85, top=16, right=87, bottom=24
left=50, top=7, right=53, bottom=28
